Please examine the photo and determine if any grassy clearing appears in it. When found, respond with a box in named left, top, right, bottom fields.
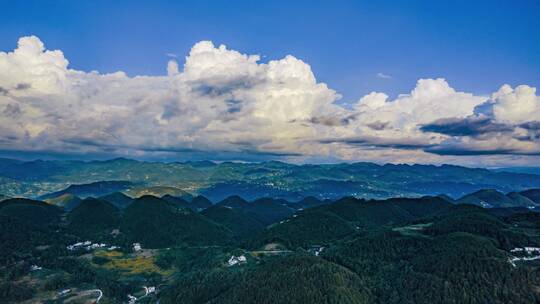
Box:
left=392, top=223, right=432, bottom=237
left=94, top=250, right=124, bottom=258
left=103, top=255, right=171, bottom=276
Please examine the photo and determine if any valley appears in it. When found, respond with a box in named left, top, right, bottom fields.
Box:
left=3, top=158, right=540, bottom=202
left=2, top=177, right=540, bottom=303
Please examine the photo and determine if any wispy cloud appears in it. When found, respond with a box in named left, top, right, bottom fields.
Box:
left=376, top=72, right=392, bottom=79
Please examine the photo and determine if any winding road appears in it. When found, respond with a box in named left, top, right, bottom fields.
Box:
left=87, top=289, right=103, bottom=303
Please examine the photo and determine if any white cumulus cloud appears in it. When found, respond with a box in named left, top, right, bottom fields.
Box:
left=492, top=84, right=540, bottom=123
left=0, top=36, right=539, bottom=166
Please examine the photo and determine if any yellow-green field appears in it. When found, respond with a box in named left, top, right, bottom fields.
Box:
left=92, top=250, right=172, bottom=276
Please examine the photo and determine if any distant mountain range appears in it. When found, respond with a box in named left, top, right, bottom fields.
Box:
left=2, top=158, right=540, bottom=201
left=493, top=167, right=540, bottom=175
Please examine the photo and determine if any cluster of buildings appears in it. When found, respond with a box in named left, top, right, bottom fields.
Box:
left=308, top=246, right=325, bottom=256
left=66, top=241, right=118, bottom=251
left=510, top=247, right=540, bottom=253
left=508, top=247, right=540, bottom=267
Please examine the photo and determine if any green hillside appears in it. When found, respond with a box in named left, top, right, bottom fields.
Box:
left=216, top=196, right=295, bottom=226
left=0, top=198, right=62, bottom=228
left=202, top=205, right=265, bottom=240
left=385, top=196, right=452, bottom=217
left=190, top=195, right=212, bottom=210
left=67, top=198, right=121, bottom=238
left=2, top=190, right=540, bottom=303
left=320, top=197, right=413, bottom=228
left=161, top=194, right=191, bottom=208
left=457, top=189, right=515, bottom=208
left=252, top=210, right=356, bottom=248
left=521, top=189, right=540, bottom=204
left=218, top=254, right=372, bottom=304
left=162, top=194, right=211, bottom=211
left=160, top=253, right=372, bottom=304
left=44, top=193, right=82, bottom=211
left=0, top=199, right=64, bottom=267
left=40, top=180, right=134, bottom=199
left=252, top=196, right=452, bottom=249
left=99, top=191, right=134, bottom=208
left=124, top=186, right=193, bottom=200
left=121, top=195, right=232, bottom=248
left=324, top=229, right=538, bottom=303
left=507, top=192, right=537, bottom=208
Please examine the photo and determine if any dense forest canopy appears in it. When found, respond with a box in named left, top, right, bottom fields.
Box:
left=2, top=186, right=540, bottom=303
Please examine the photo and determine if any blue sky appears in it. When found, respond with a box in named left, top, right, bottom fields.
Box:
left=0, top=1, right=539, bottom=166
left=2, top=0, right=539, bottom=102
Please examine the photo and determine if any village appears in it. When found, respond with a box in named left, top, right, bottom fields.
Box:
left=66, top=240, right=119, bottom=252
left=508, top=247, right=540, bottom=267
left=23, top=240, right=165, bottom=303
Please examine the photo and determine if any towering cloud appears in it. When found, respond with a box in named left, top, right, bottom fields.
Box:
left=492, top=84, right=540, bottom=123
left=0, top=36, right=539, bottom=165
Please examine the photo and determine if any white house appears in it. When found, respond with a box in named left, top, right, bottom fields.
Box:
left=228, top=255, right=247, bottom=266
left=143, top=286, right=157, bottom=295
left=525, top=247, right=540, bottom=253
left=127, top=294, right=137, bottom=304
left=67, top=241, right=86, bottom=250
left=58, top=289, right=71, bottom=296
left=133, top=243, right=142, bottom=251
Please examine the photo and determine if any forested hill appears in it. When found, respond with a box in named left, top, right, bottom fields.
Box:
left=2, top=191, right=540, bottom=303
